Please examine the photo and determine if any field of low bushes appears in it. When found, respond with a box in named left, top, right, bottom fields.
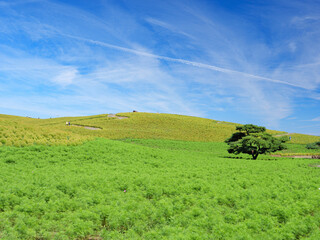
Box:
left=0, top=114, right=91, bottom=147
left=1, top=138, right=320, bottom=239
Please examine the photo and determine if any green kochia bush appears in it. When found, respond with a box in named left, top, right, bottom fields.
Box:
left=306, top=141, right=320, bottom=149
left=0, top=138, right=320, bottom=239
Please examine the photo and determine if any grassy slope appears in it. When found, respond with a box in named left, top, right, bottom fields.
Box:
left=1, top=138, right=320, bottom=239
left=1, top=113, right=320, bottom=239
left=273, top=143, right=320, bottom=156
left=0, top=114, right=89, bottom=147
left=1, top=112, right=319, bottom=146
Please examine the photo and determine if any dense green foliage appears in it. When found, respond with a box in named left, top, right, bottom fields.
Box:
left=306, top=141, right=320, bottom=150
left=1, top=139, right=320, bottom=239
left=226, top=124, right=287, bottom=159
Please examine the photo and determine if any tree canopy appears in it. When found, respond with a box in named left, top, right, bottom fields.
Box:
left=225, top=124, right=287, bottom=159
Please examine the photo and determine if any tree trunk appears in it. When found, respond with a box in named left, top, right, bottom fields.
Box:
left=252, top=152, right=259, bottom=160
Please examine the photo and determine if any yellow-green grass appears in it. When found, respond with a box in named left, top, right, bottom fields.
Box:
left=68, top=112, right=291, bottom=141
left=0, top=112, right=319, bottom=147
left=68, top=112, right=239, bottom=142
left=0, top=114, right=90, bottom=147
left=287, top=133, right=320, bottom=144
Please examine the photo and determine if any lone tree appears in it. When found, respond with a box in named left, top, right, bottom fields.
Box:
left=225, top=124, right=288, bottom=160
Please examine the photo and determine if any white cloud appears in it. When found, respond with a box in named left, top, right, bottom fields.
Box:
left=61, top=33, right=309, bottom=90
left=288, top=42, right=297, bottom=52
left=145, top=17, right=195, bottom=39
left=51, top=67, right=78, bottom=87
left=311, top=116, right=320, bottom=122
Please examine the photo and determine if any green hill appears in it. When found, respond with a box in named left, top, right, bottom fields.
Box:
left=1, top=113, right=320, bottom=239
left=0, top=112, right=319, bottom=147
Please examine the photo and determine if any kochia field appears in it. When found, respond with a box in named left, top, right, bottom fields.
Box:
left=1, top=138, right=320, bottom=239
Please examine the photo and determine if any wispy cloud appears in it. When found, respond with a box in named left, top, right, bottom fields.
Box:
left=145, top=17, right=195, bottom=39
left=51, top=67, right=78, bottom=87
left=310, top=116, right=320, bottom=122
left=61, top=33, right=308, bottom=89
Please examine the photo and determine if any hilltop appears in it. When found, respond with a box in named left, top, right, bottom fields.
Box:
left=0, top=112, right=319, bottom=147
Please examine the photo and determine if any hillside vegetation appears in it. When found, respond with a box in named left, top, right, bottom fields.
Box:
left=0, top=114, right=89, bottom=147
left=0, top=112, right=319, bottom=147
left=1, top=113, right=320, bottom=238
left=1, top=138, right=320, bottom=239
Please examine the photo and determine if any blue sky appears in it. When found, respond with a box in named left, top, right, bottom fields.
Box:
left=0, top=0, right=319, bottom=135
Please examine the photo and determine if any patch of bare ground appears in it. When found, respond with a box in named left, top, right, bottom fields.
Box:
left=270, top=155, right=312, bottom=158
left=273, top=133, right=293, bottom=137
left=107, top=114, right=128, bottom=119
left=309, top=163, right=320, bottom=168
left=271, top=155, right=320, bottom=159
left=71, top=124, right=101, bottom=130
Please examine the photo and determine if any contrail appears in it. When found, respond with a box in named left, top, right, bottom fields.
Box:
left=63, top=34, right=305, bottom=89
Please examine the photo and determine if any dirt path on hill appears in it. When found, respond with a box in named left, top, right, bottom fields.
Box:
left=273, top=133, right=294, bottom=137
left=67, top=114, right=127, bottom=130
left=107, top=114, right=128, bottom=119
left=71, top=124, right=101, bottom=130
